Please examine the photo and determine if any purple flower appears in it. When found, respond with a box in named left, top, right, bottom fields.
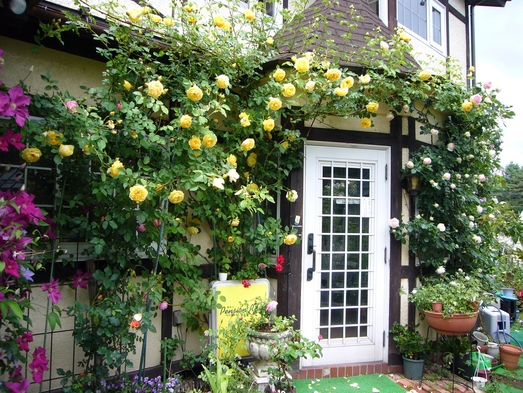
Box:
left=0, top=86, right=31, bottom=127
left=42, top=278, right=62, bottom=305
left=158, top=301, right=168, bottom=311
left=4, top=258, right=20, bottom=278
left=3, top=128, right=25, bottom=150
left=16, top=332, right=33, bottom=352
left=71, top=269, right=90, bottom=289
left=28, top=347, right=49, bottom=383
left=19, top=266, right=34, bottom=282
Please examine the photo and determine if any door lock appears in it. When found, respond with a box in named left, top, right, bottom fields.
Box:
left=307, top=233, right=316, bottom=281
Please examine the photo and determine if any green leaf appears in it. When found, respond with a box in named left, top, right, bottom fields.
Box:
left=48, top=312, right=62, bottom=330
left=6, top=300, right=24, bottom=320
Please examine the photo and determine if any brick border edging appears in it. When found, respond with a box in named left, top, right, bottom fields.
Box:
left=291, top=362, right=402, bottom=380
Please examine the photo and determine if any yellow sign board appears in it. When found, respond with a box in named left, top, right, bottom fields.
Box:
left=210, top=279, right=270, bottom=357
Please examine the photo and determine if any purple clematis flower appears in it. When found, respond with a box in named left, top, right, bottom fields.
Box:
left=0, top=86, right=31, bottom=127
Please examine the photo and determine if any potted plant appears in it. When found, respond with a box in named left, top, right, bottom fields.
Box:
left=408, top=269, right=493, bottom=335
left=390, top=322, right=427, bottom=380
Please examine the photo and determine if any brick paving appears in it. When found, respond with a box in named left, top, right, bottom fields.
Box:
left=389, top=372, right=483, bottom=393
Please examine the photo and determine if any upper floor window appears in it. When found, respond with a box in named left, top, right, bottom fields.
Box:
left=397, top=0, right=445, bottom=51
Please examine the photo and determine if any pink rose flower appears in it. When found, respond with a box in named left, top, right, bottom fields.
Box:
left=159, top=301, right=168, bottom=311
left=137, top=223, right=146, bottom=232
left=470, top=94, right=482, bottom=105
left=386, top=112, right=394, bottom=121
left=406, top=161, right=414, bottom=169
left=483, top=81, right=492, bottom=89
left=266, top=300, right=278, bottom=312
left=389, top=218, right=400, bottom=228
left=423, top=157, right=432, bottom=165
left=447, top=143, right=455, bottom=152
left=117, top=103, right=123, bottom=110
left=65, top=100, right=78, bottom=113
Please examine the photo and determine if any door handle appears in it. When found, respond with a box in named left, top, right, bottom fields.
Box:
left=307, top=233, right=316, bottom=281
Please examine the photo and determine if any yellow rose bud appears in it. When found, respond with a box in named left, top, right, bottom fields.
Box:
left=241, top=138, right=255, bottom=151
left=273, top=69, right=286, bottom=82
left=129, top=185, right=148, bottom=203
left=360, top=118, right=372, bottom=128
left=325, top=68, right=341, bottom=81
left=156, top=184, right=165, bottom=192
left=284, top=234, right=297, bottom=245
left=21, top=147, right=42, bottom=163
left=123, top=80, right=132, bottom=91
left=366, top=102, right=379, bottom=113
left=294, top=57, right=310, bottom=73
left=334, top=87, right=348, bottom=97
left=187, top=84, right=203, bottom=102
left=146, top=80, right=164, bottom=99
left=188, top=136, right=201, bottom=150
left=203, top=132, right=217, bottom=148
left=247, top=152, right=257, bottom=167
left=266, top=37, right=274, bottom=45
left=127, top=8, right=142, bottom=23
left=305, top=80, right=316, bottom=92
left=168, top=190, right=185, bottom=204
left=149, top=14, right=162, bottom=23
left=107, top=158, right=124, bottom=177
left=227, top=236, right=234, bottom=243
left=215, top=74, right=229, bottom=89
left=247, top=183, right=258, bottom=192
left=59, top=144, right=74, bottom=157
left=184, top=4, right=193, bottom=12
left=82, top=144, right=91, bottom=155
left=399, top=30, right=411, bottom=42
left=268, top=97, right=282, bottom=111
left=263, top=118, right=275, bottom=132
left=282, top=83, right=296, bottom=98
left=419, top=69, right=432, bottom=81
left=244, top=9, right=255, bottom=21
left=227, top=154, right=237, bottom=167
left=359, top=74, right=371, bottom=84
left=180, top=115, right=192, bottom=129
left=229, top=218, right=240, bottom=227
left=281, top=141, right=289, bottom=150
left=340, top=76, right=354, bottom=89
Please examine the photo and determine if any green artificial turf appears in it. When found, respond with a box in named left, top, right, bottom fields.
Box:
left=293, top=374, right=406, bottom=393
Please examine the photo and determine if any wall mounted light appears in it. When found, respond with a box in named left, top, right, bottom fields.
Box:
left=401, top=174, right=421, bottom=197
left=9, top=0, right=26, bottom=14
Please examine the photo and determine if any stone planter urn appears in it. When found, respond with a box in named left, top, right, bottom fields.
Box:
left=246, top=329, right=293, bottom=377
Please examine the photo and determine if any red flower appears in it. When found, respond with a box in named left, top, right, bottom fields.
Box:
left=275, top=264, right=283, bottom=273
left=276, top=254, right=285, bottom=265
left=242, top=279, right=251, bottom=288
left=130, top=320, right=140, bottom=328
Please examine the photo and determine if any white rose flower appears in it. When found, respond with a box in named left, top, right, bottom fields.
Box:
left=437, top=223, right=446, bottom=231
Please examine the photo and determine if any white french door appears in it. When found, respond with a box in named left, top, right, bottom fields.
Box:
left=301, top=144, right=390, bottom=366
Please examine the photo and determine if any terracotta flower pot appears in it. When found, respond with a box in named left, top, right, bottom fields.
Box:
left=499, top=344, right=523, bottom=370
left=423, top=310, right=479, bottom=336
left=431, top=302, right=443, bottom=312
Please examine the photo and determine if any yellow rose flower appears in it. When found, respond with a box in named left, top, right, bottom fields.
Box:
left=82, top=144, right=91, bottom=155
left=123, top=80, right=132, bottom=91
left=366, top=102, right=379, bottom=113
left=131, top=131, right=138, bottom=138
left=244, top=9, right=255, bottom=21
left=129, top=185, right=148, bottom=203
left=325, top=68, right=341, bottom=81
left=184, top=4, right=193, bottom=12
left=216, top=74, right=229, bottom=89
left=44, top=131, right=64, bottom=146
left=227, top=154, right=237, bottom=167
left=420, top=69, right=432, bottom=81
left=399, top=30, right=411, bottom=42
left=359, top=74, right=371, bottom=84
left=163, top=17, right=174, bottom=26
left=142, top=6, right=150, bottom=14
left=284, top=234, right=297, bottom=245
left=294, top=57, right=310, bottom=73
left=149, top=14, right=162, bottom=23
left=273, top=69, right=286, bottom=82
left=127, top=8, right=142, bottom=23
left=268, top=97, right=282, bottom=111
left=107, top=158, right=124, bottom=177
left=168, top=190, right=185, bottom=204
left=281, top=141, right=289, bottom=150
left=247, top=153, right=257, bottom=168
left=180, top=115, right=192, bottom=129
left=266, top=36, right=274, bottom=45
left=334, top=87, right=348, bottom=97
left=462, top=101, right=473, bottom=112
left=187, top=15, right=197, bottom=24
left=305, top=80, right=316, bottom=92
left=59, top=144, right=74, bottom=157
left=229, top=218, right=240, bottom=227
left=341, top=76, right=354, bottom=89
left=21, top=147, right=42, bottom=163
left=187, top=226, right=199, bottom=235
left=282, top=83, right=296, bottom=98
left=360, top=118, right=372, bottom=128
left=263, top=118, right=275, bottom=132
left=188, top=136, right=201, bottom=150
left=241, top=138, right=255, bottom=151
left=146, top=80, right=164, bottom=99
left=239, top=112, right=251, bottom=127
left=214, top=15, right=226, bottom=28
left=247, top=183, right=259, bottom=192
left=187, top=84, right=203, bottom=101
left=227, top=236, right=234, bottom=243
left=156, top=184, right=165, bottom=192
left=203, top=133, right=217, bottom=148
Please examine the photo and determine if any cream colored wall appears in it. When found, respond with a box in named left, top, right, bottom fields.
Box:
left=448, top=14, right=468, bottom=75
left=1, top=37, right=105, bottom=98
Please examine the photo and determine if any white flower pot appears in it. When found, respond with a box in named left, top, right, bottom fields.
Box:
left=218, top=272, right=228, bottom=281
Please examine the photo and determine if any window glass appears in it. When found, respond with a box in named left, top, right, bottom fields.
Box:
left=432, top=7, right=442, bottom=45
left=397, top=0, right=427, bottom=39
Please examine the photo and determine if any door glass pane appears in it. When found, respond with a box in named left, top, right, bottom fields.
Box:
left=317, top=161, right=375, bottom=341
